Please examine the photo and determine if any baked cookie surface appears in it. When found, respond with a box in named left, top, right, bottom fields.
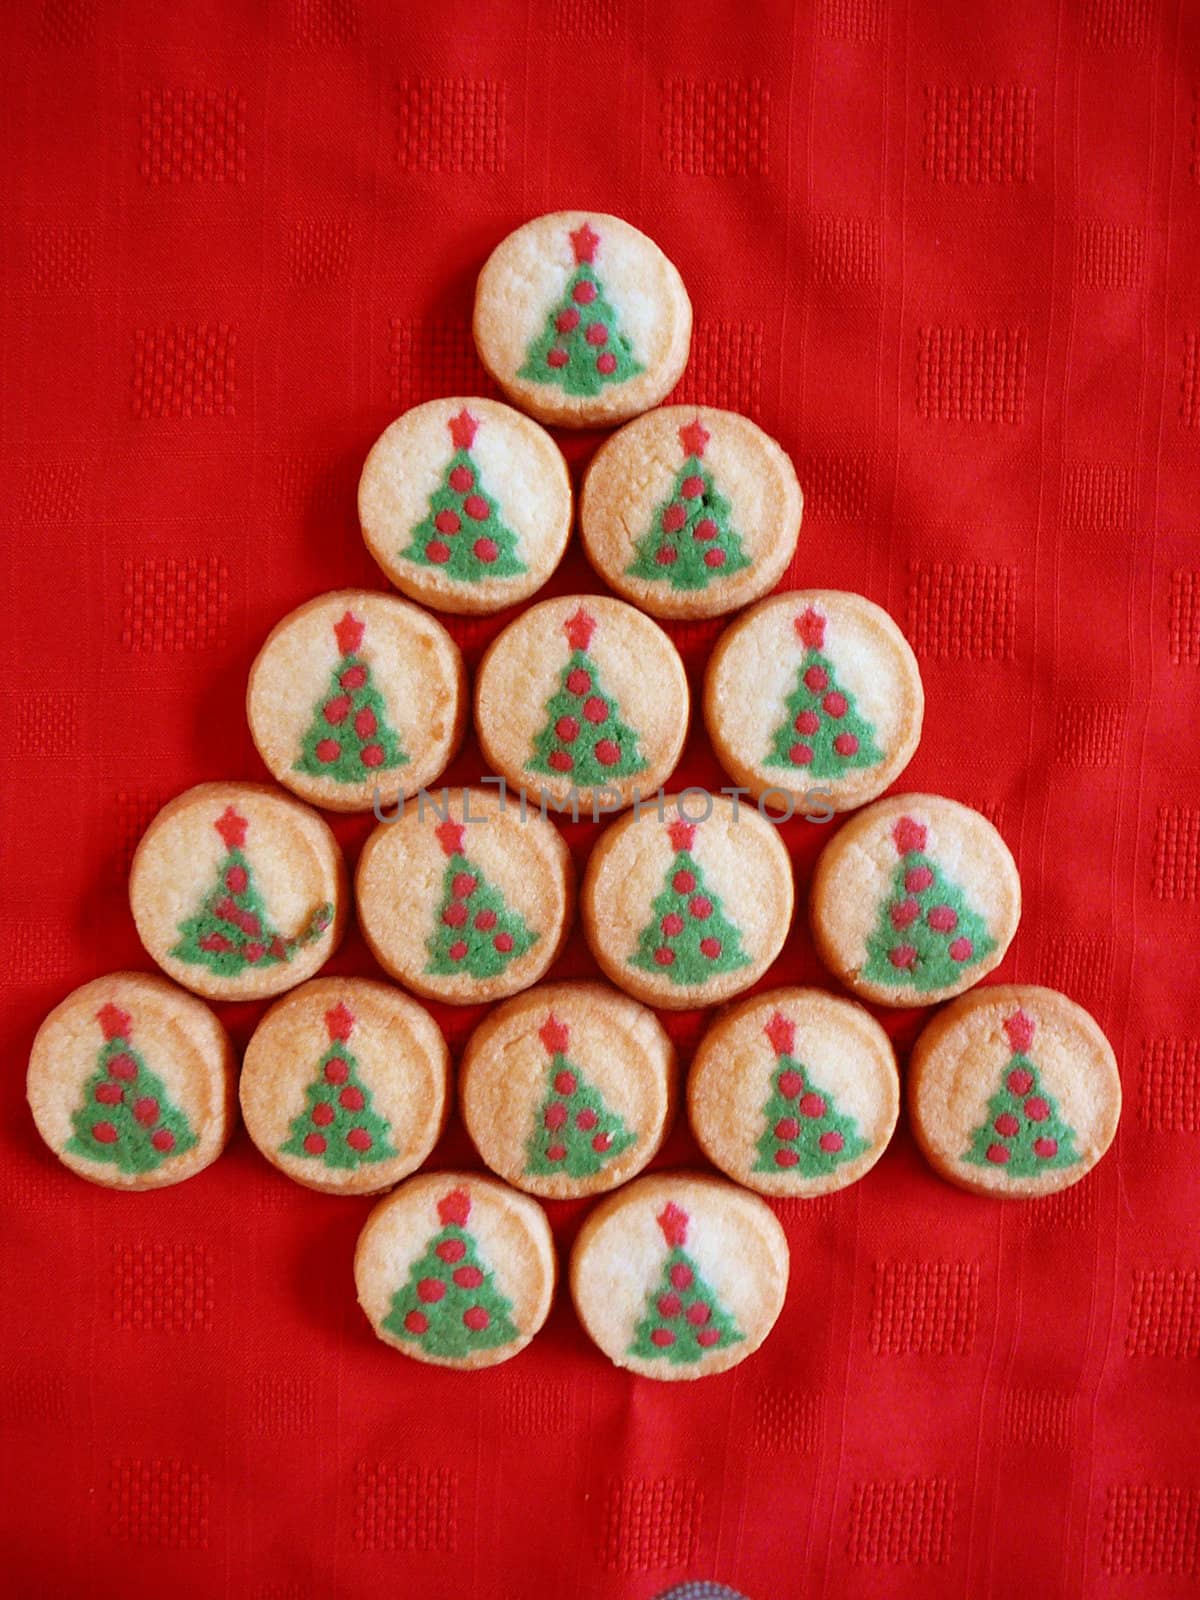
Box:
left=130, top=782, right=347, bottom=1002
left=570, top=1172, right=789, bottom=1380
left=27, top=972, right=235, bottom=1190
left=705, top=590, right=923, bottom=814
left=475, top=595, right=688, bottom=814
left=809, top=794, right=1020, bottom=1006
left=247, top=589, right=466, bottom=813
left=240, top=977, right=449, bottom=1195
left=473, top=211, right=691, bottom=427
left=581, top=407, right=803, bottom=619
left=355, top=1171, right=555, bottom=1368
left=909, top=985, right=1120, bottom=1197
left=459, top=981, right=675, bottom=1199
left=359, top=398, right=571, bottom=614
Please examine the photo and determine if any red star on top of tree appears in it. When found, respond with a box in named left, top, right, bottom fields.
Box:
left=448, top=408, right=479, bottom=450
left=893, top=816, right=928, bottom=856
left=1004, top=1010, right=1036, bottom=1053
left=795, top=607, right=826, bottom=650
left=657, top=1201, right=689, bottom=1247
left=570, top=221, right=600, bottom=264
left=678, top=418, right=710, bottom=459
left=563, top=606, right=597, bottom=653
left=764, top=1011, right=796, bottom=1056
left=435, top=818, right=466, bottom=857
left=667, top=817, right=697, bottom=852
left=97, top=1002, right=132, bottom=1041
left=438, top=1187, right=472, bottom=1227
left=334, top=611, right=365, bottom=656
left=215, top=806, right=248, bottom=850
left=326, top=1002, right=355, bottom=1042
left=539, top=1013, right=570, bottom=1055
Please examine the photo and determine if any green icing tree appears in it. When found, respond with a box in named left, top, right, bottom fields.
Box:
left=752, top=1010, right=869, bottom=1176
left=383, top=1186, right=520, bottom=1359
left=626, top=417, right=752, bottom=591
left=963, top=1009, right=1082, bottom=1177
left=169, top=806, right=333, bottom=979
left=279, top=1000, right=398, bottom=1170
left=425, top=819, right=538, bottom=979
left=628, top=817, right=752, bottom=987
left=518, top=220, right=642, bottom=397
left=629, top=1202, right=744, bottom=1365
left=401, top=407, right=526, bottom=582
left=65, top=1002, right=198, bottom=1174
left=524, top=1012, right=637, bottom=1178
left=527, top=605, right=648, bottom=787
left=294, top=610, right=407, bottom=784
left=862, top=815, right=996, bottom=991
left=764, top=606, right=885, bottom=779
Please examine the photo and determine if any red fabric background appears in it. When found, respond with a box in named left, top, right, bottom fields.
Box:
left=3, top=2, right=1199, bottom=1595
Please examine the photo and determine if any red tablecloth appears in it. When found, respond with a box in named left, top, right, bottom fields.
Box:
left=4, top=3, right=1199, bottom=1596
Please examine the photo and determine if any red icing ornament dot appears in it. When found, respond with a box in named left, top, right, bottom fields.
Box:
left=555, top=1071, right=576, bottom=1095
left=650, top=1327, right=675, bottom=1347
left=448, top=940, right=468, bottom=962
left=226, top=865, right=247, bottom=893
left=693, top=518, right=718, bottom=541
left=303, top=1133, right=326, bottom=1155
left=549, top=750, right=572, bottom=771
left=653, top=946, right=675, bottom=966
left=595, top=739, right=620, bottom=765
left=360, top=743, right=385, bottom=767
left=340, top=1086, right=365, bottom=1111
left=244, top=943, right=265, bottom=964
left=804, top=665, right=828, bottom=692
left=662, top=503, right=687, bottom=533
left=442, top=902, right=467, bottom=928
left=426, top=541, right=451, bottom=564
left=949, top=937, right=974, bottom=963
left=494, top=932, right=514, bottom=953
left=778, top=1071, right=803, bottom=1098
left=592, top=1131, right=612, bottom=1153
left=775, top=1149, right=800, bottom=1168
left=151, top=1129, right=175, bottom=1153
left=463, top=495, right=489, bottom=522
left=789, top=743, right=814, bottom=766
left=656, top=547, right=677, bottom=565
left=474, top=537, right=499, bottom=563
left=449, top=465, right=473, bottom=492
left=994, top=1113, right=1020, bottom=1137
left=452, top=873, right=477, bottom=899
left=703, top=549, right=726, bottom=568
left=1034, top=1137, right=1058, bottom=1159
left=928, top=904, right=958, bottom=932
left=92, top=1122, right=118, bottom=1144
left=891, top=898, right=920, bottom=930
left=325, top=1057, right=349, bottom=1084
left=436, top=1239, right=465, bottom=1263
left=355, top=707, right=377, bottom=739
left=312, top=1102, right=335, bottom=1127
left=700, top=937, right=722, bottom=959
left=905, top=866, right=934, bottom=892
left=475, top=909, right=497, bottom=931
left=1024, top=1097, right=1049, bottom=1122
left=556, top=308, right=579, bottom=333
left=544, top=1102, right=568, bottom=1131
left=586, top=322, right=609, bottom=346
left=463, top=1306, right=490, bottom=1332
left=687, top=1302, right=711, bottom=1326
left=324, top=695, right=350, bottom=726
left=404, top=1310, right=428, bottom=1335
left=689, top=896, right=712, bottom=919
left=108, top=1054, right=137, bottom=1082
left=658, top=1293, right=682, bottom=1318
left=95, top=1081, right=122, bottom=1105
left=794, top=710, right=820, bottom=735
left=696, top=1328, right=721, bottom=1347
left=576, top=1108, right=597, bottom=1131
left=670, top=1263, right=693, bottom=1290
left=1008, top=1068, right=1034, bottom=1095
left=662, top=912, right=684, bottom=936
left=547, top=347, right=568, bottom=368
left=341, top=665, right=367, bottom=690
left=800, top=1093, right=826, bottom=1119
left=889, top=944, right=917, bottom=970
left=573, top=279, right=597, bottom=305
left=454, top=1266, right=484, bottom=1289
left=986, top=1143, right=1010, bottom=1164
left=673, top=870, right=696, bottom=893
left=567, top=668, right=591, bottom=696
left=833, top=733, right=859, bottom=756
left=823, top=692, right=847, bottom=717
left=546, top=1143, right=567, bottom=1162
left=133, top=1097, right=158, bottom=1127
left=319, top=738, right=342, bottom=765
left=434, top=509, right=460, bottom=535
left=819, top=1130, right=844, bottom=1153
left=775, top=1117, right=800, bottom=1140
left=417, top=1278, right=445, bottom=1303
left=583, top=696, right=608, bottom=724
left=682, top=475, right=704, bottom=498
left=596, top=352, right=617, bottom=375
left=556, top=716, right=579, bottom=742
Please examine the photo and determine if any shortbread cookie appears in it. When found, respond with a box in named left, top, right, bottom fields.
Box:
left=582, top=797, right=793, bottom=1009
left=909, top=986, right=1121, bottom=1197
left=27, top=972, right=235, bottom=1190
left=570, top=1173, right=789, bottom=1380
left=810, top=795, right=1020, bottom=1006
left=459, top=982, right=676, bottom=1199
left=472, top=211, right=691, bottom=428
left=705, top=591, right=923, bottom=814
left=356, top=787, right=574, bottom=1004
left=475, top=596, right=688, bottom=814
left=359, top=398, right=571, bottom=614
left=581, top=407, right=803, bottom=619
left=355, top=1172, right=555, bottom=1369
left=240, top=978, right=449, bottom=1195
left=247, top=590, right=465, bottom=814
left=130, top=783, right=347, bottom=1002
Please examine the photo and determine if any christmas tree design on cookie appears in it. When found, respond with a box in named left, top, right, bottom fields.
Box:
left=424, top=819, right=538, bottom=979
left=279, top=1000, right=398, bottom=1170
left=519, top=220, right=642, bottom=397
left=65, top=1003, right=198, bottom=1173
left=401, top=408, right=526, bottom=581
left=294, top=611, right=407, bottom=783
left=752, top=1011, right=869, bottom=1175
left=524, top=1013, right=637, bottom=1178
left=765, top=607, right=885, bottom=779
left=628, top=817, right=751, bottom=986
left=170, top=807, right=333, bottom=978
left=963, top=1010, right=1082, bottom=1177
left=528, top=606, right=648, bottom=786
left=626, top=418, right=752, bottom=591
left=862, top=816, right=995, bottom=991
left=383, top=1187, right=520, bottom=1359
left=629, top=1202, right=743, bottom=1364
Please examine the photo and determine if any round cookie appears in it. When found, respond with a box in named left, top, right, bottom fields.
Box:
left=355, top=1171, right=555, bottom=1369
left=459, top=981, right=676, bottom=1199
left=582, top=796, right=793, bottom=1009
left=689, top=988, right=899, bottom=1197
left=472, top=211, right=691, bottom=428
left=356, top=786, right=575, bottom=1004
left=240, top=978, right=449, bottom=1195
left=358, top=397, right=571, bottom=614
left=570, top=1172, right=789, bottom=1380
left=475, top=596, right=688, bottom=815
left=247, top=589, right=466, bottom=813
left=809, top=794, right=1020, bottom=1007
left=27, top=972, right=235, bottom=1190
left=580, top=407, right=803, bottom=619
left=130, top=783, right=347, bottom=1002
left=705, top=590, right=923, bottom=815
left=909, top=986, right=1121, bottom=1197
